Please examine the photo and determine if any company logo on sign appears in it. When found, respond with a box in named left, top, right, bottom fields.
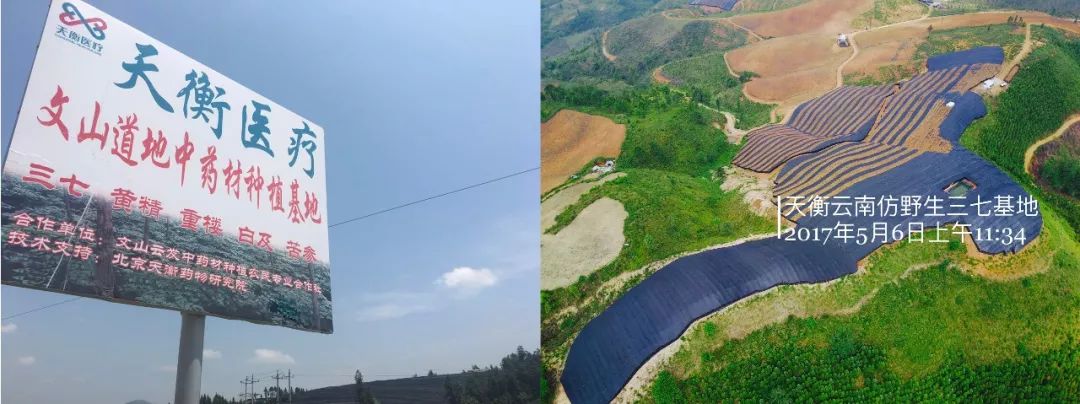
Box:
left=54, top=2, right=106, bottom=55
left=59, top=2, right=107, bottom=40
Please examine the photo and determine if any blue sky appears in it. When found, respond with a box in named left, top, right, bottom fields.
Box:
left=1, top=1, right=539, bottom=403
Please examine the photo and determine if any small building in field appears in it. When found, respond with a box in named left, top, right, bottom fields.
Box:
left=591, top=160, right=616, bottom=174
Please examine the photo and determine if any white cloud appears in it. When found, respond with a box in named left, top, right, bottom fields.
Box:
left=356, top=292, right=436, bottom=322
left=155, top=365, right=175, bottom=373
left=251, top=349, right=295, bottom=365
left=1, top=323, right=17, bottom=333
left=357, top=303, right=433, bottom=322
left=17, top=356, right=35, bottom=366
left=436, top=267, right=498, bottom=296
left=203, top=349, right=222, bottom=360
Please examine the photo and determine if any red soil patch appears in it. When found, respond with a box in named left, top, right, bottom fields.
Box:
left=728, top=32, right=853, bottom=104
left=541, top=110, right=626, bottom=194
left=842, top=26, right=925, bottom=80
left=652, top=66, right=672, bottom=84
left=730, top=0, right=873, bottom=38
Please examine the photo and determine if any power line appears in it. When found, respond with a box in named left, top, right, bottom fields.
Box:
left=327, top=166, right=538, bottom=228
left=2, top=296, right=82, bottom=321
left=0, top=166, right=538, bottom=320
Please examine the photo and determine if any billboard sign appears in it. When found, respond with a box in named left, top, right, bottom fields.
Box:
left=2, top=0, right=332, bottom=333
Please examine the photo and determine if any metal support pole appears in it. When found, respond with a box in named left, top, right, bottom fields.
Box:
left=174, top=312, right=206, bottom=404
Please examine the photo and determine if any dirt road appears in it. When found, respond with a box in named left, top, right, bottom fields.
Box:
left=1025, top=114, right=1080, bottom=175
left=601, top=30, right=617, bottom=62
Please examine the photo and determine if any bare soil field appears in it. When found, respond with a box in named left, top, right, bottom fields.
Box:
left=728, top=32, right=853, bottom=104
left=842, top=25, right=925, bottom=79
left=541, top=172, right=626, bottom=231
left=730, top=0, right=873, bottom=38
left=541, top=110, right=627, bottom=194
left=541, top=197, right=628, bottom=290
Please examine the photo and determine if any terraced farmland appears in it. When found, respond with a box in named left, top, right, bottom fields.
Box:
left=733, top=85, right=894, bottom=172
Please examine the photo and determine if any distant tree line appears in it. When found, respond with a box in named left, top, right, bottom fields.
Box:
left=444, top=346, right=541, bottom=404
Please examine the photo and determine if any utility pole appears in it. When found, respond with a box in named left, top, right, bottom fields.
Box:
left=249, top=373, right=260, bottom=404
left=272, top=370, right=283, bottom=403
left=241, top=376, right=251, bottom=403
left=287, top=367, right=295, bottom=401
left=241, top=374, right=259, bottom=404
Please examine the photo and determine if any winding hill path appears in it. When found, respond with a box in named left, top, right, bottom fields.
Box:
left=601, top=30, right=617, bottom=62
left=719, top=111, right=746, bottom=142
left=1000, top=23, right=1033, bottom=80
left=836, top=34, right=860, bottom=88
left=651, top=65, right=671, bottom=84
left=727, top=19, right=764, bottom=42
left=1025, top=114, right=1080, bottom=175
